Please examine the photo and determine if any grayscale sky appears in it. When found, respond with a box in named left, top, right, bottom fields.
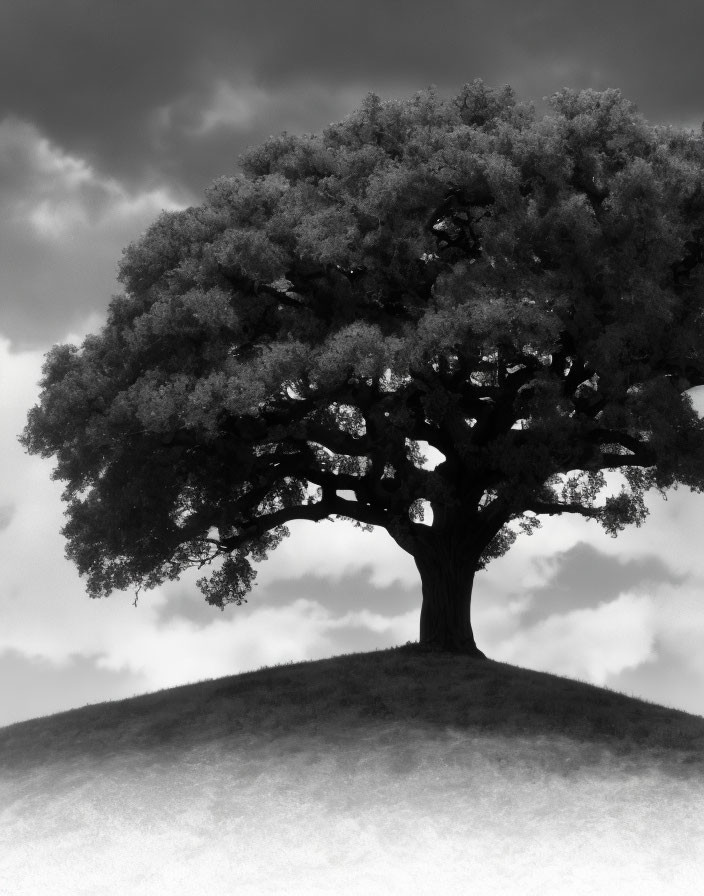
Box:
left=2, top=0, right=704, bottom=727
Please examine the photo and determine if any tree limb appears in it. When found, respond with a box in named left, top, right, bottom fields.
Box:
left=524, top=500, right=601, bottom=518
left=216, top=491, right=394, bottom=553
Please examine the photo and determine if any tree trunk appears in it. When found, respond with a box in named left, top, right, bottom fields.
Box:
left=413, top=537, right=486, bottom=657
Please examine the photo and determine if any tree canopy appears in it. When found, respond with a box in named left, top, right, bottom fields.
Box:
left=21, top=81, right=704, bottom=653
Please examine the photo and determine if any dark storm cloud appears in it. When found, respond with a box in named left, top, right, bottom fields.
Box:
left=0, top=125, right=181, bottom=347
left=4, top=0, right=704, bottom=344
left=3, top=1, right=704, bottom=196
left=522, top=542, right=686, bottom=626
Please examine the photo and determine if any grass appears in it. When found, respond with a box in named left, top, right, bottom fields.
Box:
left=1, top=642, right=703, bottom=895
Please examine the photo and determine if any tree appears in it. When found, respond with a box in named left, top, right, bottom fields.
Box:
left=20, top=82, right=704, bottom=656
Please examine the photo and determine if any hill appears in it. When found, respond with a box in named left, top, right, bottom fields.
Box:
left=1, top=644, right=703, bottom=895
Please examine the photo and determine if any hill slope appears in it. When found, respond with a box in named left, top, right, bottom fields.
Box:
left=1, top=645, right=703, bottom=895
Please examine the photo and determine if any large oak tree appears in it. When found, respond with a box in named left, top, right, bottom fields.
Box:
left=21, top=82, right=704, bottom=655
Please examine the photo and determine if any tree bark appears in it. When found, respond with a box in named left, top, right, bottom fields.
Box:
left=413, top=536, right=487, bottom=657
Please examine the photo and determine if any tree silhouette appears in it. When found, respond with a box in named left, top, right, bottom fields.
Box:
left=21, top=82, right=704, bottom=654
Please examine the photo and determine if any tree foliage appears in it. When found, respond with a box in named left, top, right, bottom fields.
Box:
left=21, top=82, right=704, bottom=643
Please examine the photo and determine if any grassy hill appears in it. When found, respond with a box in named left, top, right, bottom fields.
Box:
left=1, top=643, right=703, bottom=895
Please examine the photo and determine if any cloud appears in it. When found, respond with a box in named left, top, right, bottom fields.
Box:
left=157, top=567, right=419, bottom=628
left=260, top=519, right=419, bottom=589
left=494, top=592, right=658, bottom=685
left=0, top=503, right=14, bottom=532
left=0, top=118, right=187, bottom=347
left=6, top=4, right=704, bottom=341
left=516, top=542, right=686, bottom=626
left=0, top=650, right=145, bottom=727
left=166, top=81, right=271, bottom=136
left=93, top=598, right=418, bottom=691
left=2, top=1, right=704, bottom=198
left=649, top=581, right=704, bottom=680
left=155, top=78, right=370, bottom=146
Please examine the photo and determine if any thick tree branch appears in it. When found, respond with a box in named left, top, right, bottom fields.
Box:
left=598, top=453, right=656, bottom=469
left=524, top=500, right=601, bottom=518
left=239, top=448, right=369, bottom=504
left=180, top=434, right=433, bottom=548
left=293, top=423, right=370, bottom=456
left=215, top=491, right=395, bottom=553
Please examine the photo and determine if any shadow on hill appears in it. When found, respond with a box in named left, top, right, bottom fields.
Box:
left=1, top=644, right=703, bottom=777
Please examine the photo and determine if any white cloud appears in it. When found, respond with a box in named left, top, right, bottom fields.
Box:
left=472, top=594, right=533, bottom=644
left=493, top=592, right=657, bottom=684
left=324, top=605, right=417, bottom=636
left=260, top=519, right=418, bottom=589
left=647, top=579, right=704, bottom=679
left=94, top=599, right=418, bottom=690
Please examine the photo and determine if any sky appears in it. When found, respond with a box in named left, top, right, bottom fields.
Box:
left=2, top=0, right=704, bottom=728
